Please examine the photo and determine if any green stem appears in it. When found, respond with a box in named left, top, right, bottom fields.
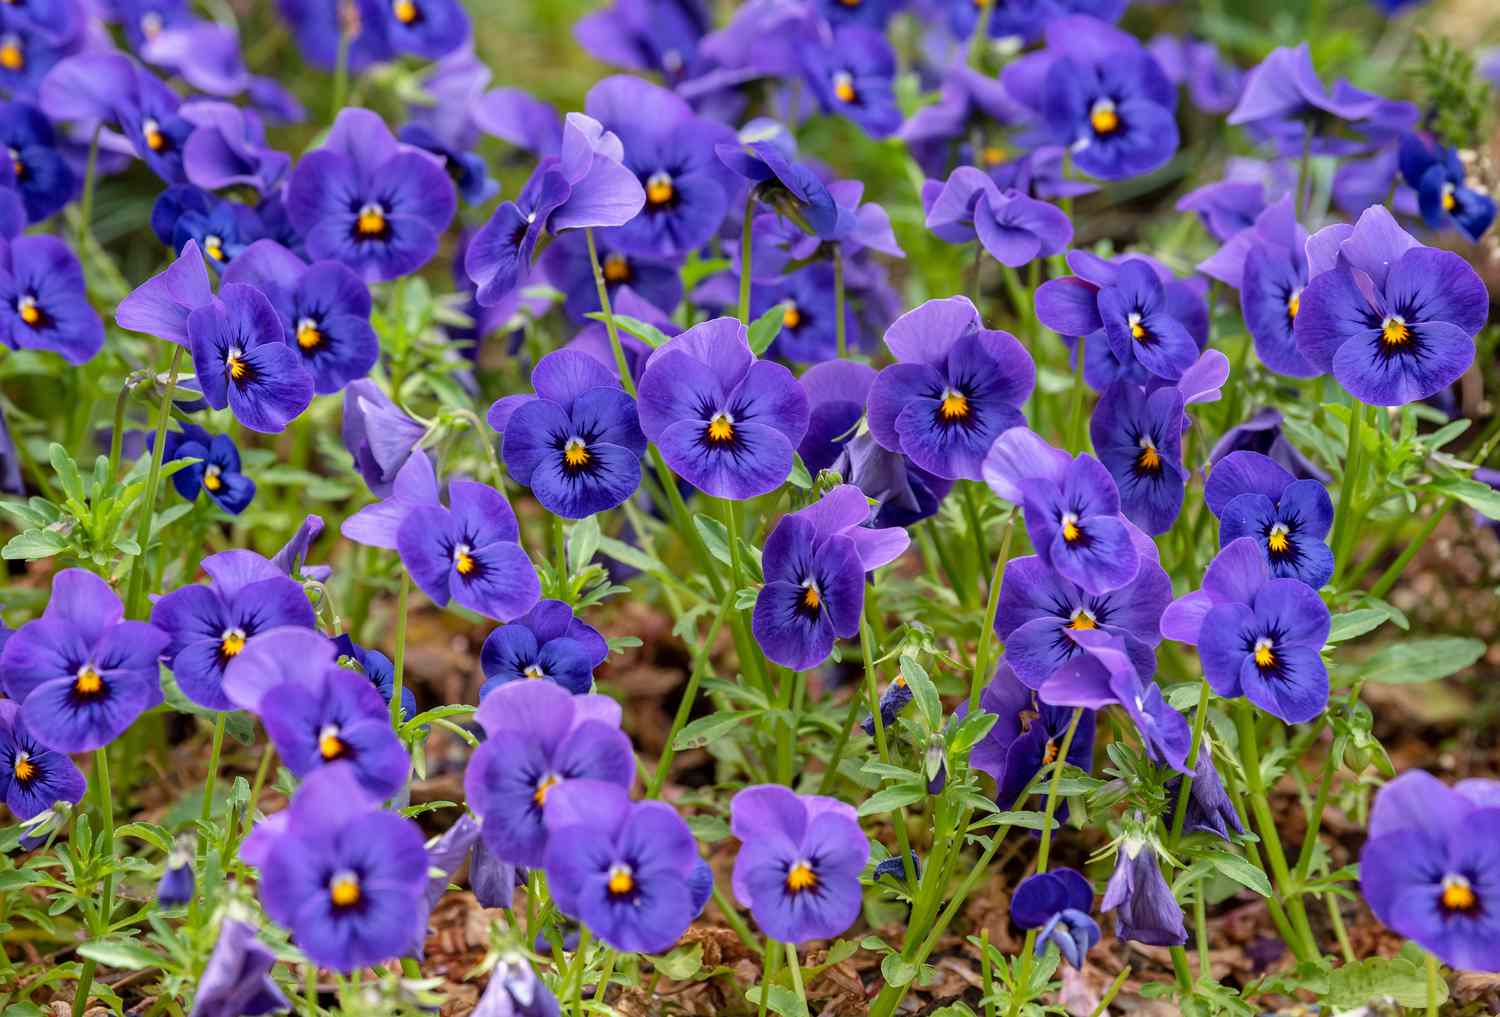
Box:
left=76, top=125, right=102, bottom=252
left=833, top=244, right=847, bottom=359
left=967, top=0, right=994, bottom=67
left=756, top=937, right=775, bottom=1017
left=239, top=742, right=276, bottom=844
left=1291, top=737, right=1342, bottom=887
left=1034, top=708, right=1084, bottom=874
left=1368, top=500, right=1451, bottom=599
left=1329, top=404, right=1369, bottom=586
left=552, top=514, right=570, bottom=601
left=305, top=961, right=318, bottom=1015
left=1170, top=947, right=1193, bottom=990
left=784, top=942, right=807, bottom=1014
left=107, top=376, right=135, bottom=485
left=584, top=227, right=638, bottom=398
left=959, top=481, right=989, bottom=567
left=969, top=515, right=1014, bottom=713
left=1327, top=893, right=1356, bottom=964
left=329, top=31, right=350, bottom=121
left=739, top=191, right=755, bottom=323
left=712, top=882, right=760, bottom=952
left=389, top=571, right=410, bottom=729
left=72, top=959, right=97, bottom=1017
left=1067, top=335, right=1088, bottom=453
left=123, top=345, right=186, bottom=618
left=980, top=929, right=994, bottom=1017
left=1169, top=680, right=1212, bottom=846
left=199, top=714, right=226, bottom=829
left=1090, top=967, right=1131, bottom=1017
left=861, top=618, right=917, bottom=891
left=648, top=593, right=732, bottom=797
left=568, top=929, right=591, bottom=1016
left=592, top=948, right=617, bottom=1007
left=75, top=748, right=117, bottom=1017
left=1194, top=886, right=1210, bottom=977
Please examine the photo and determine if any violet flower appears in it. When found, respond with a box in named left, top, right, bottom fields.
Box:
left=573, top=0, right=710, bottom=86
left=636, top=317, right=810, bottom=499
left=898, top=64, right=1030, bottom=179
left=0, top=568, right=168, bottom=753
left=188, top=918, right=290, bottom=1017
left=463, top=680, right=635, bottom=867
left=181, top=101, right=289, bottom=195
left=730, top=784, right=869, bottom=943
left=474, top=952, right=562, bottom=1017
left=0, top=235, right=105, bottom=363
left=1164, top=740, right=1244, bottom=842
left=162, top=422, right=255, bottom=515
left=1088, top=382, right=1188, bottom=535
left=1207, top=408, right=1328, bottom=484
left=479, top=599, right=609, bottom=699
left=286, top=108, right=457, bottom=282
left=800, top=25, right=901, bottom=139
left=276, top=0, right=393, bottom=72
left=968, top=664, right=1096, bottom=812
left=341, top=451, right=439, bottom=550
left=1398, top=133, right=1496, bottom=243
left=752, top=484, right=909, bottom=671
left=187, top=282, right=316, bottom=433
left=0, top=101, right=74, bottom=223
left=342, top=379, right=427, bottom=498
left=924, top=167, right=1072, bottom=268
left=1205, top=451, right=1334, bottom=589
left=115, top=239, right=212, bottom=348
left=1012, top=868, right=1100, bottom=969
left=537, top=228, right=682, bottom=326
left=867, top=296, right=1034, bottom=481
left=153, top=184, right=265, bottom=268
left=1294, top=205, right=1487, bottom=406
left=543, top=779, right=700, bottom=954
left=715, top=131, right=840, bottom=238
left=380, top=0, right=469, bottom=60
left=0, top=697, right=85, bottom=820
left=333, top=633, right=417, bottom=721
left=1102, top=837, right=1186, bottom=946
left=749, top=262, right=858, bottom=363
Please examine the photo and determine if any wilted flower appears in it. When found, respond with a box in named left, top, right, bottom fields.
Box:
left=479, top=599, right=609, bottom=699
left=1101, top=836, right=1187, bottom=946
left=1164, top=739, right=1245, bottom=841
left=1012, top=868, right=1100, bottom=968
left=1205, top=451, right=1334, bottom=589
left=156, top=838, right=195, bottom=907
left=860, top=675, right=912, bottom=736
left=188, top=918, right=290, bottom=1017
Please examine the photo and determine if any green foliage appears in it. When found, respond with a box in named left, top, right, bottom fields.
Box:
left=1409, top=34, right=1492, bottom=150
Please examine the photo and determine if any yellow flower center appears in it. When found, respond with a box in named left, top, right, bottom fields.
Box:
left=1136, top=437, right=1161, bottom=473
left=391, top=0, right=417, bottom=22
left=646, top=171, right=674, bottom=206
left=203, top=464, right=223, bottom=491
left=220, top=627, right=246, bottom=657
left=1089, top=99, right=1119, bottom=135
left=0, top=37, right=24, bottom=71
left=1442, top=184, right=1457, bottom=212
left=607, top=863, right=635, bottom=896
left=355, top=203, right=386, bottom=237
left=1127, top=312, right=1147, bottom=342
left=563, top=437, right=590, bottom=469
left=1267, top=523, right=1290, bottom=555
left=533, top=773, right=561, bottom=807
left=1381, top=316, right=1410, bottom=347
left=13, top=752, right=35, bottom=782
left=1067, top=608, right=1097, bottom=631
left=785, top=860, right=817, bottom=893
left=225, top=349, right=248, bottom=381
left=894, top=675, right=907, bottom=688
left=318, top=724, right=345, bottom=760
left=1253, top=637, right=1276, bottom=670
left=602, top=253, right=631, bottom=284
left=706, top=412, right=735, bottom=446
left=1060, top=513, right=1082, bottom=544
left=782, top=303, right=801, bottom=330
left=938, top=388, right=969, bottom=421
left=981, top=145, right=1006, bottom=166
left=833, top=71, right=857, bottom=104
left=17, top=295, right=40, bottom=326
left=296, top=317, right=322, bottom=350
left=453, top=544, right=476, bottom=575
left=1286, top=290, right=1301, bottom=320
left=75, top=665, right=103, bottom=695
left=329, top=871, right=361, bottom=907
left=203, top=235, right=225, bottom=262
left=8, top=146, right=22, bottom=179
left=1441, top=874, right=1477, bottom=912
left=523, top=664, right=546, bottom=680
left=143, top=118, right=166, bottom=152
left=801, top=581, right=821, bottom=611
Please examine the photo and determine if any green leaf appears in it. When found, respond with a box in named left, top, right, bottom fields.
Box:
left=898, top=656, right=940, bottom=732
left=77, top=938, right=166, bottom=971
left=1201, top=849, right=1273, bottom=897
left=596, top=535, right=662, bottom=574
left=785, top=453, right=812, bottom=490
left=692, top=514, right=733, bottom=569
left=1324, top=954, right=1444, bottom=1009
left=880, top=952, right=918, bottom=987
left=857, top=784, right=925, bottom=816
left=2, top=528, right=68, bottom=560
left=586, top=312, right=672, bottom=350
left=949, top=709, right=997, bottom=753
left=49, top=443, right=85, bottom=505
left=1433, top=475, right=1500, bottom=520
left=653, top=942, right=703, bottom=980
left=1326, top=609, right=1392, bottom=643
left=672, top=711, right=751, bottom=750
left=745, top=985, right=809, bottom=1017
left=569, top=516, right=601, bottom=571
left=1354, top=637, right=1485, bottom=684
left=747, top=303, right=787, bottom=356
left=685, top=814, right=731, bottom=843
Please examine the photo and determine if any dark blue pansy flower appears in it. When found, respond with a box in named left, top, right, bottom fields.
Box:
left=1002, top=16, right=1178, bottom=182
left=1294, top=205, right=1487, bottom=406
left=0, top=698, right=85, bottom=820
left=1205, top=451, right=1334, bottom=589
left=574, top=0, right=710, bottom=86
left=0, top=16, right=71, bottom=100
left=222, top=239, right=378, bottom=395
left=1088, top=382, right=1188, bottom=536
left=479, top=598, right=609, bottom=699
left=967, top=663, right=1096, bottom=812
left=474, top=953, right=561, bottom=1017
left=797, top=359, right=874, bottom=473
left=872, top=851, right=922, bottom=884
left=151, top=549, right=317, bottom=711
left=256, top=766, right=428, bottom=971
left=1399, top=133, right=1496, bottom=243
left=537, top=228, right=682, bottom=326
left=397, top=121, right=496, bottom=206
left=0, top=101, right=73, bottom=222
left=396, top=477, right=541, bottom=622
left=583, top=75, right=738, bottom=259
left=0, top=569, right=168, bottom=753
left=162, top=422, right=255, bottom=515
left=867, top=296, right=1034, bottom=481
left=716, top=131, right=840, bottom=238
left=984, top=427, right=1140, bottom=594
left=286, top=108, right=457, bottom=283
left=1012, top=868, right=1100, bottom=969
left=543, top=779, right=700, bottom=954
left=181, top=101, right=290, bottom=196
left=116, top=63, right=196, bottom=184
left=495, top=348, right=646, bottom=520
left=751, top=262, right=859, bottom=364
left=0, top=0, right=82, bottom=46
left=276, top=0, right=393, bottom=72
left=924, top=167, right=1073, bottom=268
left=813, top=0, right=897, bottom=28
left=464, top=680, right=636, bottom=867
left=800, top=25, right=901, bottom=139
left=187, top=282, right=315, bottom=433
left=377, top=0, right=468, bottom=59
left=860, top=674, right=912, bottom=736
left=156, top=840, right=194, bottom=907
left=1208, top=407, right=1329, bottom=484
left=0, top=235, right=105, bottom=364
left=753, top=485, right=909, bottom=672
left=1102, top=837, right=1186, bottom=946
left=190, top=918, right=290, bottom=1017
left=333, top=633, right=417, bottom=721
left=1165, top=740, right=1245, bottom=842
left=152, top=185, right=265, bottom=268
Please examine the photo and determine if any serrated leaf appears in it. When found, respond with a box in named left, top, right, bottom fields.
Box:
left=1325, top=955, right=1444, bottom=1009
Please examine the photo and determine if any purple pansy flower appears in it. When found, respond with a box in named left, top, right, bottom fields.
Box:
left=187, top=282, right=315, bottom=433
left=1011, top=868, right=1100, bottom=969
left=1176, top=177, right=1269, bottom=243
left=730, top=784, right=869, bottom=944
left=0, top=235, right=104, bottom=364
left=478, top=599, right=609, bottom=699
left=1398, top=133, right=1496, bottom=243
left=463, top=680, right=636, bottom=867
left=151, top=549, right=317, bottom=711
left=115, top=240, right=212, bottom=347
left=398, top=120, right=496, bottom=207
left=0, top=101, right=75, bottom=223
left=636, top=317, right=810, bottom=499
left=1148, top=35, right=1244, bottom=114
left=1205, top=451, right=1334, bottom=589
left=573, top=0, right=709, bottom=86
left=222, top=239, right=379, bottom=395
left=396, top=477, right=540, bottom=622
left=1360, top=770, right=1500, bottom=972
left=0, top=697, right=86, bottom=820
left=1208, top=408, right=1329, bottom=484
left=752, top=484, right=909, bottom=671
left=923, top=167, right=1072, bottom=268
left=1294, top=205, right=1487, bottom=406
left=0, top=569, right=168, bottom=753
left=162, top=422, right=256, bottom=515
left=537, top=228, right=683, bottom=326
left=543, top=780, right=700, bottom=954
left=472, top=86, right=562, bottom=158
left=474, top=953, right=562, bottom=1017
left=342, top=451, right=440, bottom=550
left=1102, top=837, right=1187, bottom=946
left=715, top=131, right=840, bottom=238
left=286, top=108, right=457, bottom=282
left=983, top=427, right=1140, bottom=594
left=749, top=262, right=859, bottom=364
left=800, top=26, right=901, bottom=139
left=153, top=185, right=265, bottom=268
left=256, top=766, right=428, bottom=971
left=487, top=347, right=641, bottom=514
left=898, top=64, right=1029, bottom=179
left=1165, top=741, right=1244, bottom=842
left=968, top=663, right=1096, bottom=812
left=1088, top=382, right=1188, bottom=535
left=379, top=0, right=469, bottom=60
left=276, top=0, right=392, bottom=72
left=189, top=918, right=290, bottom=1017
left=181, top=101, right=289, bottom=195
left=333, top=633, right=417, bottom=721
left=867, top=296, right=1034, bottom=481
left=342, top=379, right=427, bottom=498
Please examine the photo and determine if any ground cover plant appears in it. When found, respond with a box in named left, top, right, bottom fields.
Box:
left=0, top=0, right=1499, bottom=1014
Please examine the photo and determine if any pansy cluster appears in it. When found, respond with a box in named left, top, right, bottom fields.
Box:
left=0, top=0, right=1496, bottom=1014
